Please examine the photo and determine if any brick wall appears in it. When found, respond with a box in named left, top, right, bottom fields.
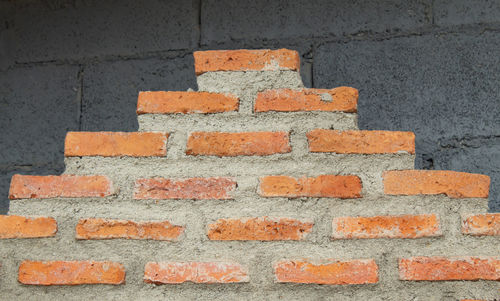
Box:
left=1, top=50, right=498, bottom=300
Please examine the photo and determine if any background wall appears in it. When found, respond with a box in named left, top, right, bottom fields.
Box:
left=0, top=0, right=499, bottom=213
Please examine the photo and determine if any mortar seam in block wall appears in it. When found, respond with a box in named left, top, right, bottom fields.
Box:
left=2, top=49, right=499, bottom=300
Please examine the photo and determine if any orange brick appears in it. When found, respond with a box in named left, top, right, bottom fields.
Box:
left=331, top=214, right=441, bottom=239
left=307, top=129, right=415, bottom=154
left=18, top=260, right=125, bottom=285
left=462, top=214, right=500, bottom=236
left=137, top=91, right=239, bottom=115
left=76, top=218, right=184, bottom=241
left=0, top=215, right=57, bottom=239
left=65, top=132, right=168, bottom=157
left=259, top=175, right=362, bottom=199
left=207, top=217, right=313, bottom=241
left=193, top=49, right=300, bottom=75
left=255, top=87, right=358, bottom=113
left=399, top=256, right=500, bottom=281
left=9, top=174, right=114, bottom=199
left=383, top=170, right=490, bottom=198
left=274, top=259, right=378, bottom=285
left=134, top=177, right=236, bottom=200
left=186, top=131, right=291, bottom=157
left=144, top=262, right=249, bottom=284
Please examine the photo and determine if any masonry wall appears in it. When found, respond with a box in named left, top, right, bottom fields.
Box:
left=0, top=2, right=499, bottom=214
left=1, top=49, right=499, bottom=300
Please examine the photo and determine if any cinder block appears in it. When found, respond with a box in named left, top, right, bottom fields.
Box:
left=2, top=0, right=196, bottom=63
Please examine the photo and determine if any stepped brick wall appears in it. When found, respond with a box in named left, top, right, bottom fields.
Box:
left=1, top=49, right=499, bottom=300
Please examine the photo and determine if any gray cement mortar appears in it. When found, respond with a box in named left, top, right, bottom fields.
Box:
left=3, top=69, right=499, bottom=300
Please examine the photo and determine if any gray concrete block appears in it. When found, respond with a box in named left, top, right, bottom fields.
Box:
left=201, top=0, right=429, bottom=45
left=2, top=0, right=197, bottom=63
left=0, top=64, right=80, bottom=166
left=434, top=0, right=500, bottom=26
left=81, top=56, right=197, bottom=131
left=433, top=137, right=500, bottom=212
left=314, top=32, right=500, bottom=210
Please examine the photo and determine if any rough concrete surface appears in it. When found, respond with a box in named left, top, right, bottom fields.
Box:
left=0, top=0, right=197, bottom=64
left=201, top=0, right=430, bottom=45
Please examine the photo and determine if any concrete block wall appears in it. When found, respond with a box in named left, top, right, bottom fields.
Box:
left=1, top=49, right=499, bottom=300
left=1, top=0, right=500, bottom=214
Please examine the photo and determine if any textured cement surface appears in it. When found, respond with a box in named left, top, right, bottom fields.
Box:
left=2, top=0, right=500, bottom=214
left=3, top=69, right=499, bottom=300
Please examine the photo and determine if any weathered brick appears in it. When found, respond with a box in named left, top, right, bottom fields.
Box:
left=462, top=214, right=500, bottom=236
left=134, top=177, right=236, bottom=200
left=383, top=170, right=490, bottom=198
left=9, top=174, right=114, bottom=199
left=207, top=217, right=313, bottom=241
left=0, top=215, right=57, bottom=239
left=193, top=49, right=300, bottom=75
left=186, top=131, right=291, bottom=157
left=259, top=175, right=362, bottom=198
left=399, top=256, right=500, bottom=281
left=254, top=87, right=358, bottom=113
left=65, top=132, right=168, bottom=157
left=137, top=91, right=239, bottom=115
left=76, top=218, right=184, bottom=241
left=18, top=260, right=125, bottom=285
left=307, top=129, right=415, bottom=154
left=274, top=259, right=378, bottom=285
left=331, top=214, right=441, bottom=239
left=144, top=262, right=249, bottom=284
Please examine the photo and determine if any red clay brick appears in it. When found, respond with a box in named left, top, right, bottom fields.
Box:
left=255, top=87, right=358, bottom=113
left=186, top=131, right=291, bottom=157
left=193, top=49, right=300, bottom=75
left=207, top=217, right=313, bottom=241
left=9, top=174, right=114, bottom=199
left=331, top=214, right=441, bottom=239
left=383, top=170, right=490, bottom=198
left=259, top=175, right=362, bottom=198
left=137, top=91, right=239, bottom=115
left=18, top=260, right=125, bottom=285
left=134, top=177, right=236, bottom=200
left=144, top=262, right=249, bottom=284
left=76, top=218, right=184, bottom=241
left=399, top=256, right=500, bottom=281
left=307, top=129, right=415, bottom=154
left=274, top=259, right=378, bottom=285
left=0, top=215, right=57, bottom=239
left=65, top=132, right=168, bottom=157
left=462, top=214, right=500, bottom=236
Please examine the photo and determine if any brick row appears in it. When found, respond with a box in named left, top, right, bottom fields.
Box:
left=5, top=213, right=497, bottom=241
left=10, top=170, right=490, bottom=201
left=60, top=130, right=420, bottom=157
left=16, top=256, right=498, bottom=286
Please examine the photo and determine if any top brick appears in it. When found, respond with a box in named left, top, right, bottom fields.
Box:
left=193, top=49, right=300, bottom=75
